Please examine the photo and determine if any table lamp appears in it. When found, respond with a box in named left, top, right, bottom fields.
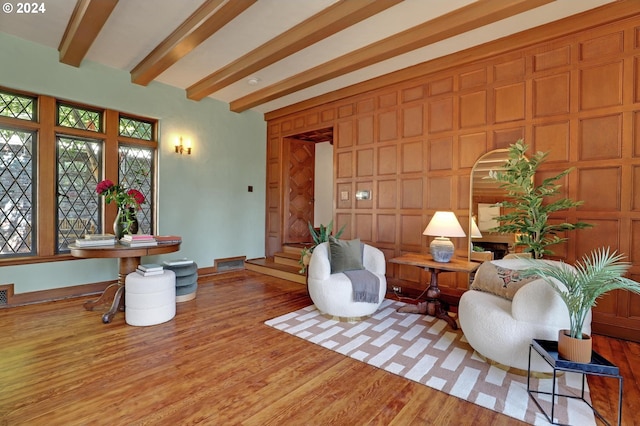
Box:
left=423, top=211, right=466, bottom=262
left=470, top=217, right=483, bottom=253
left=471, top=217, right=483, bottom=239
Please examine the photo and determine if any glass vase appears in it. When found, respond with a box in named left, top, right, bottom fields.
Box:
left=113, top=207, right=139, bottom=240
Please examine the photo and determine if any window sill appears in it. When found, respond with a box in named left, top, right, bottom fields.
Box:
left=0, top=254, right=77, bottom=267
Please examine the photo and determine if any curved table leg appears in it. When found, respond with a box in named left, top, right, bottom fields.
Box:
left=396, top=267, right=458, bottom=330
left=85, top=256, right=141, bottom=323
left=102, top=284, right=125, bottom=324
left=84, top=283, right=119, bottom=311
left=431, top=300, right=458, bottom=329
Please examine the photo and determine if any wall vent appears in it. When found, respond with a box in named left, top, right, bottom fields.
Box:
left=217, top=259, right=245, bottom=271
left=0, top=289, right=8, bottom=306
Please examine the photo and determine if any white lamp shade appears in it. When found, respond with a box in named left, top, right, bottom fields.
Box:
left=471, top=218, right=483, bottom=238
left=423, top=211, right=466, bottom=238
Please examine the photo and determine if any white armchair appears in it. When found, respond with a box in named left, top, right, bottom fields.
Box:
left=458, top=257, right=592, bottom=373
left=308, top=241, right=387, bottom=319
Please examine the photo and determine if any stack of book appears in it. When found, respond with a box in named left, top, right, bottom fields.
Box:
left=120, top=234, right=158, bottom=247
left=74, top=234, right=116, bottom=247
left=136, top=263, right=164, bottom=276
left=163, top=258, right=194, bottom=266
left=154, top=235, right=182, bottom=244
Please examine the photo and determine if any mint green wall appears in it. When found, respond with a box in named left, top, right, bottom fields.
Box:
left=0, top=33, right=266, bottom=294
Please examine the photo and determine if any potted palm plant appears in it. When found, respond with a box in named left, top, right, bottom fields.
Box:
left=524, top=247, right=640, bottom=362
left=298, top=220, right=345, bottom=274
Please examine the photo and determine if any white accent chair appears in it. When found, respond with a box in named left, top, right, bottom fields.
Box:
left=458, top=257, right=592, bottom=373
left=307, top=242, right=387, bottom=319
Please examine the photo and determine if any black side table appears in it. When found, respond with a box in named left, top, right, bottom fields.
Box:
left=527, top=339, right=623, bottom=426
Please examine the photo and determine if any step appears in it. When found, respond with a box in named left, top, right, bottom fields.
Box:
left=274, top=251, right=302, bottom=267
left=245, top=257, right=307, bottom=285
left=281, top=243, right=313, bottom=255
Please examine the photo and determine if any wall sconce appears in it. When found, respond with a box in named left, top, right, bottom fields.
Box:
left=175, top=137, right=192, bottom=155
left=355, top=190, right=371, bottom=200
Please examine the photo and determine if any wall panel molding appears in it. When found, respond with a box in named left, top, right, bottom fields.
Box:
left=265, top=10, right=640, bottom=341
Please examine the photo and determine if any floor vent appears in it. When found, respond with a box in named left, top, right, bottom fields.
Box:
left=217, top=259, right=245, bottom=271
left=0, top=289, right=8, bottom=306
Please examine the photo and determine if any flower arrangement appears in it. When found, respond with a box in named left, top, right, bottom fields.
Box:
left=96, top=179, right=145, bottom=235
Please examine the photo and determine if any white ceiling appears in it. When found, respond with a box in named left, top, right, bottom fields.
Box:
left=0, top=0, right=616, bottom=115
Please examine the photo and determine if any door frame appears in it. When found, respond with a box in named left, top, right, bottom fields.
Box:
left=280, top=127, right=334, bottom=246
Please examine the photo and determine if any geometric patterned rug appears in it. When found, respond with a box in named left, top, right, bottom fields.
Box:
left=265, top=299, right=596, bottom=426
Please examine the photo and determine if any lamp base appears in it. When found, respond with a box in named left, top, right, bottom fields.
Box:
left=430, top=237, right=454, bottom=262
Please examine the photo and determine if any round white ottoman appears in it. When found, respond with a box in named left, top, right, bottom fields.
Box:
left=163, top=261, right=198, bottom=302
left=125, top=270, right=176, bottom=326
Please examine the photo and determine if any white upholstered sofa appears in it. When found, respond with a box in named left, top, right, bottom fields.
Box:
left=307, top=241, right=386, bottom=319
left=458, top=256, right=592, bottom=373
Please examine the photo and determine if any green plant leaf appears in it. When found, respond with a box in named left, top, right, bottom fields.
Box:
left=524, top=247, right=640, bottom=337
left=299, top=220, right=347, bottom=274
left=487, top=139, right=593, bottom=258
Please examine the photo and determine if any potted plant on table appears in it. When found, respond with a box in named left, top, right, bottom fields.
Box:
left=524, top=247, right=640, bottom=362
left=298, top=220, right=345, bottom=274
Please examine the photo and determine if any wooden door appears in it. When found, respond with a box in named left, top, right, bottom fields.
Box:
left=284, top=138, right=315, bottom=243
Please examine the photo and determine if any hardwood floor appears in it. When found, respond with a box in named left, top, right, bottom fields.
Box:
left=0, top=270, right=637, bottom=425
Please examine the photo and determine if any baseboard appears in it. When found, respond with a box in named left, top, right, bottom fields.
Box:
left=0, top=281, right=113, bottom=308
left=1, top=265, right=216, bottom=308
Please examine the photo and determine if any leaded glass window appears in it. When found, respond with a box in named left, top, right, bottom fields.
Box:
left=0, top=127, right=36, bottom=255
left=0, top=91, right=36, bottom=121
left=57, top=103, right=102, bottom=132
left=119, top=116, right=153, bottom=140
left=56, top=136, right=102, bottom=252
left=0, top=87, right=157, bottom=263
left=119, top=145, right=154, bottom=234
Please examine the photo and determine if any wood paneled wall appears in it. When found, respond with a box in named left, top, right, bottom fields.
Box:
left=266, top=13, right=640, bottom=341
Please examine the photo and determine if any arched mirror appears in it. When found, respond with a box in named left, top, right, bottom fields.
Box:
left=468, top=149, right=513, bottom=262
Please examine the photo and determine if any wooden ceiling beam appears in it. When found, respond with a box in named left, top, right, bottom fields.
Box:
left=131, top=0, right=256, bottom=87
left=58, top=0, right=119, bottom=67
left=230, top=0, right=554, bottom=113
left=186, top=0, right=403, bottom=101
left=265, top=0, right=639, bottom=121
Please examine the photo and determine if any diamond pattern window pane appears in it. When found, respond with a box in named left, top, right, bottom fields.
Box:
left=56, top=136, right=102, bottom=252
left=119, top=116, right=153, bottom=140
left=57, top=104, right=102, bottom=132
left=0, top=91, right=36, bottom=121
left=0, top=128, right=35, bottom=256
left=119, top=145, right=154, bottom=234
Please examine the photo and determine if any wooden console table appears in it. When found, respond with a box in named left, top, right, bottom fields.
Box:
left=390, top=253, right=479, bottom=329
left=69, top=242, right=181, bottom=323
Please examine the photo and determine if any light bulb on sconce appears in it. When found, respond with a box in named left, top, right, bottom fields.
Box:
left=175, top=137, right=192, bottom=155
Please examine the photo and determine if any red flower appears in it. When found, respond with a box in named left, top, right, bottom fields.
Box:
left=96, top=179, right=114, bottom=195
left=127, top=189, right=145, bottom=206
left=96, top=179, right=145, bottom=210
